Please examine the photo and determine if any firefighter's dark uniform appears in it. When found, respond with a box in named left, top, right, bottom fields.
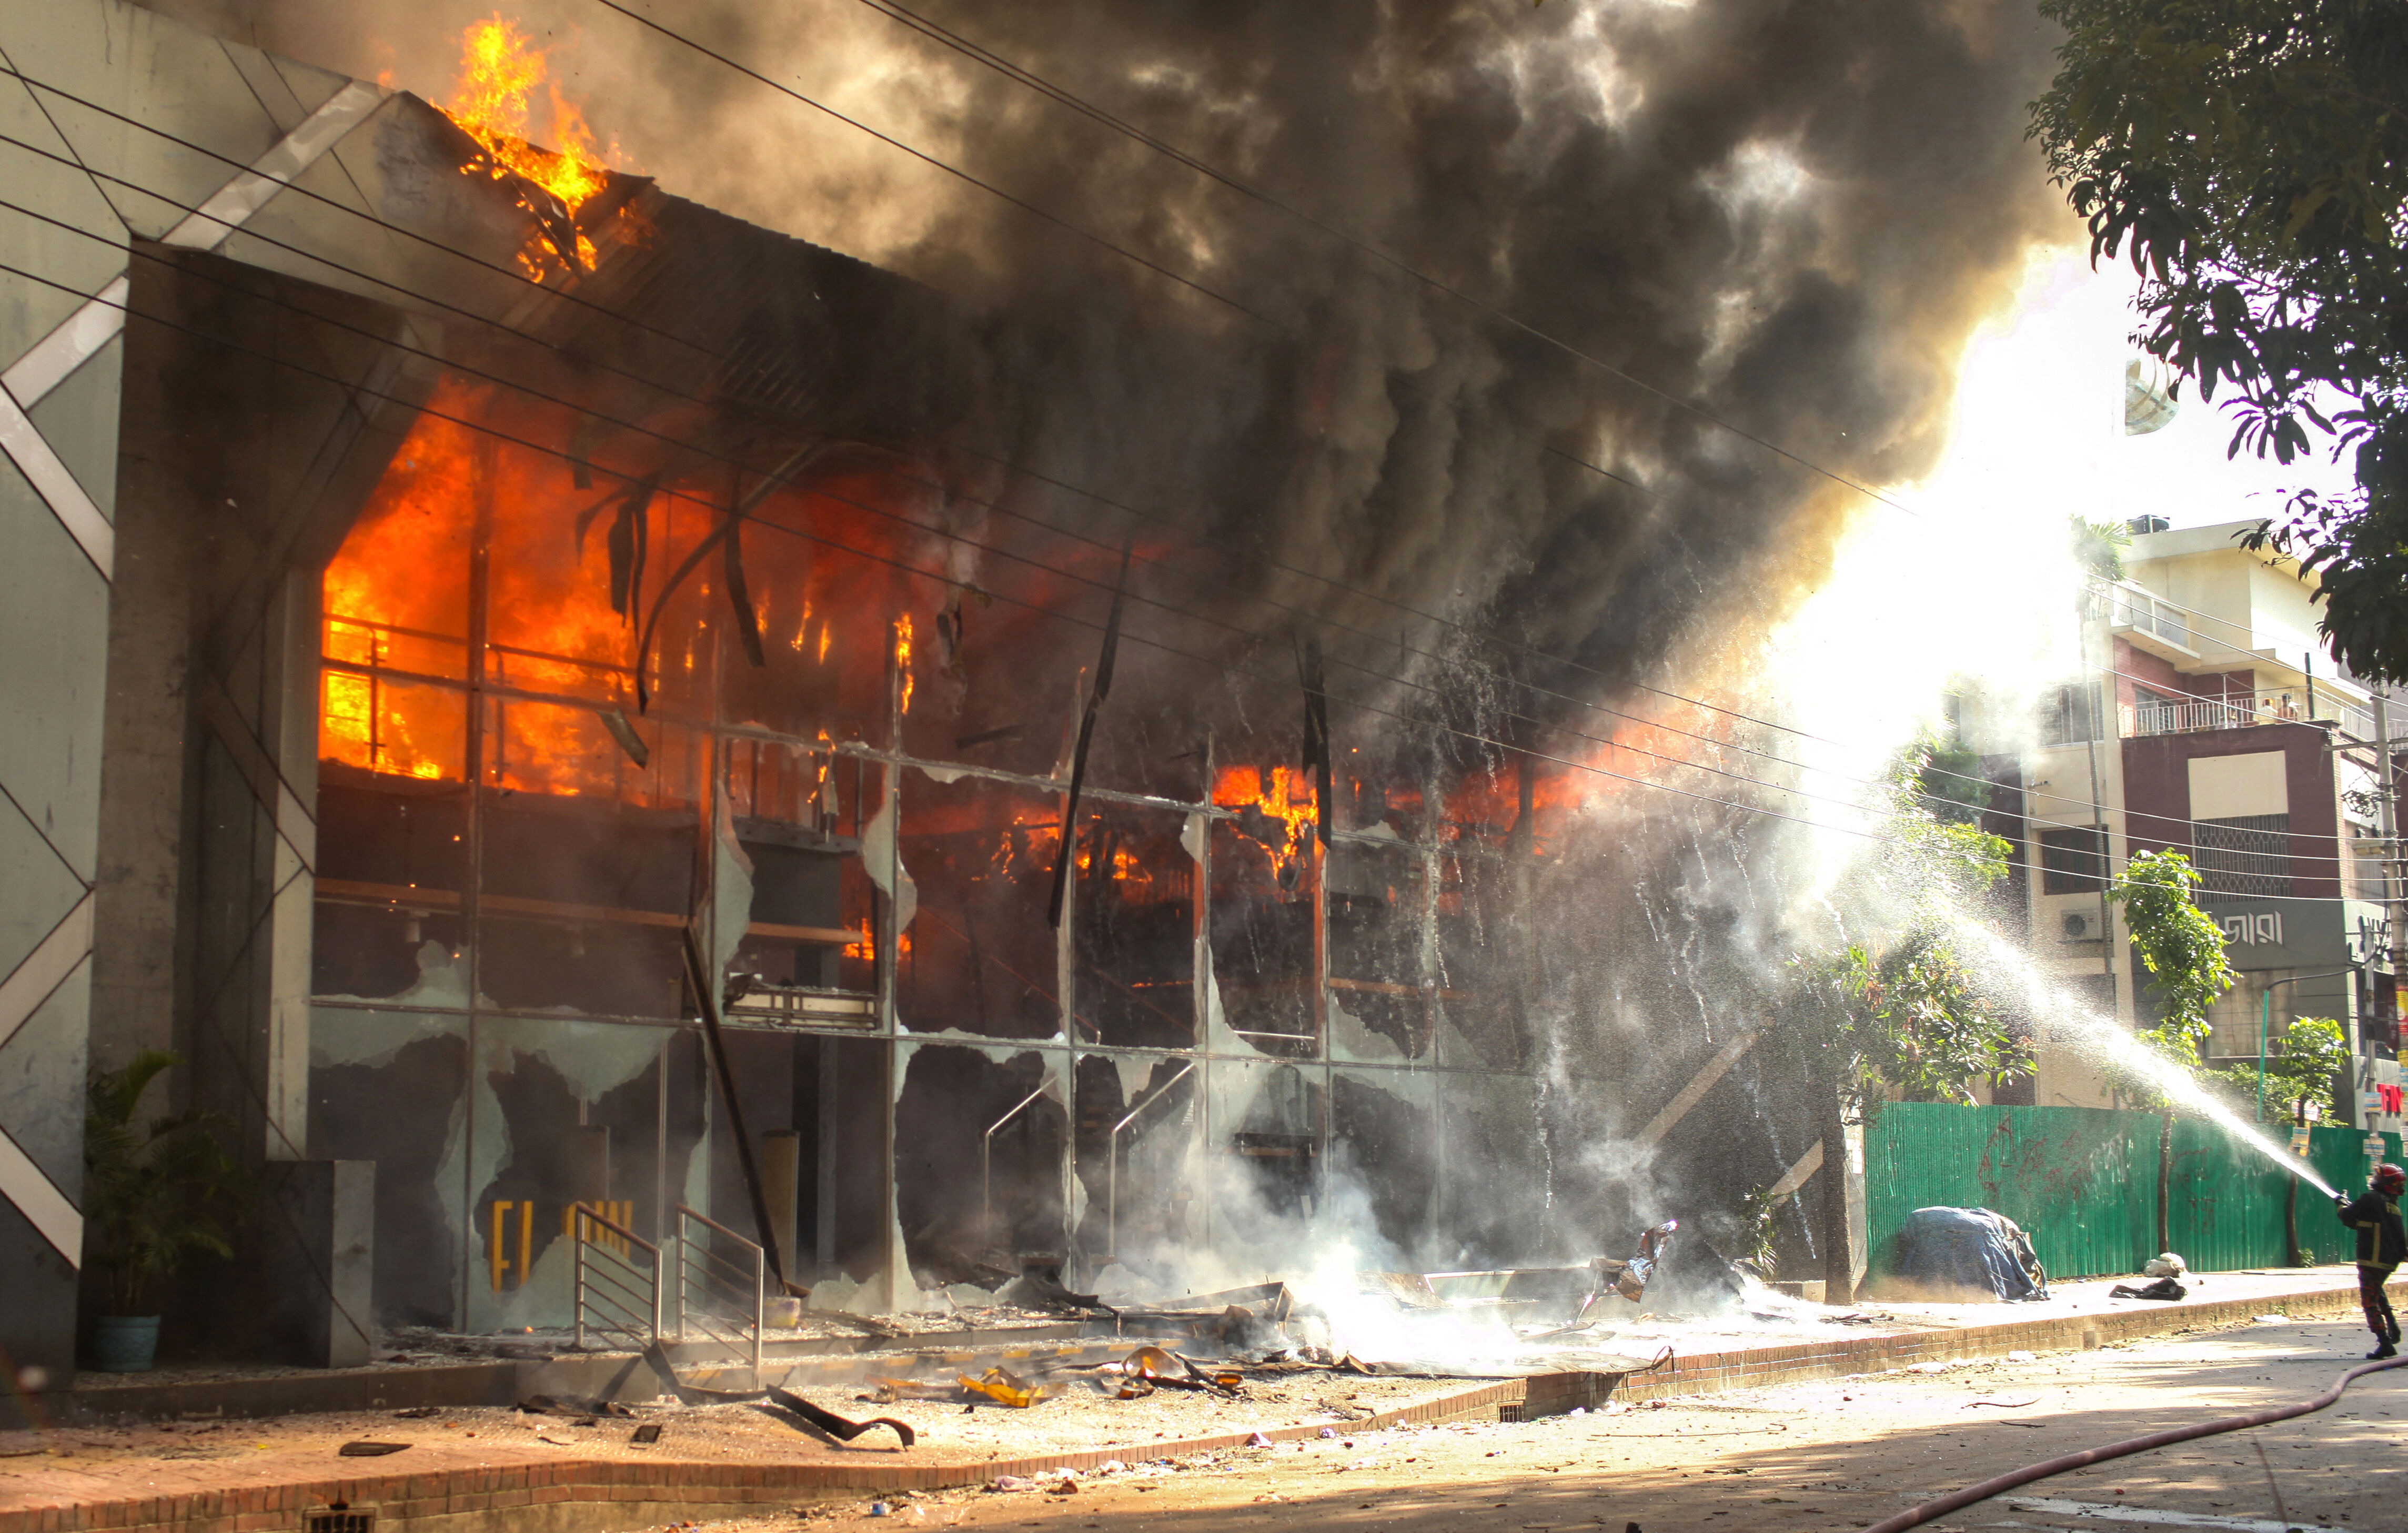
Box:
left=2335, top=1186, right=2404, bottom=1349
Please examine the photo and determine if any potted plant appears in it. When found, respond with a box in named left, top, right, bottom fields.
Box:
left=81, top=1051, right=246, bottom=1372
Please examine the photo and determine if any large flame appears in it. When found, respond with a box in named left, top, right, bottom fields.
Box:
left=1212, top=764, right=1317, bottom=883
left=440, top=14, right=616, bottom=279
left=320, top=378, right=946, bottom=804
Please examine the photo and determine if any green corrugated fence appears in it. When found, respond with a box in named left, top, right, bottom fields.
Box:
left=1865, top=1103, right=2403, bottom=1280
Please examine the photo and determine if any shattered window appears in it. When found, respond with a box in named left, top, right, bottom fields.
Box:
left=1073, top=803, right=1196, bottom=1048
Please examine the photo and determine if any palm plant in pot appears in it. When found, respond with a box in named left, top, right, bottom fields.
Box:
left=82, top=1051, right=246, bottom=1371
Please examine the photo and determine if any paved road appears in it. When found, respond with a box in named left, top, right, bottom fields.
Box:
left=761, top=1316, right=2403, bottom=1533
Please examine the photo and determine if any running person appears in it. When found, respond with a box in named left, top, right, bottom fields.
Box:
left=2334, top=1163, right=2405, bottom=1359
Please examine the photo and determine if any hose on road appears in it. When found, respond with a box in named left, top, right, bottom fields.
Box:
left=1857, top=1353, right=2408, bottom=1533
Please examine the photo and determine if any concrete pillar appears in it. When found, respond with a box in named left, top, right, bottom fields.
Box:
left=248, top=1160, right=376, bottom=1368
left=760, top=1129, right=799, bottom=1279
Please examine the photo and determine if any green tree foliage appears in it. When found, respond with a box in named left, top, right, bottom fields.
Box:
left=2072, top=515, right=2132, bottom=582
left=1913, top=728, right=1995, bottom=827
left=83, top=1051, right=247, bottom=1316
left=2202, top=1014, right=2349, bottom=1120
left=2109, top=849, right=2239, bottom=1071
left=1781, top=752, right=2028, bottom=1123
left=2032, top=1, right=2408, bottom=683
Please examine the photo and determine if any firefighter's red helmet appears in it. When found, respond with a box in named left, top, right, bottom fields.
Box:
left=2374, top=1164, right=2406, bottom=1196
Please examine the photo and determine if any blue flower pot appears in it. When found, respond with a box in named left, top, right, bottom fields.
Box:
left=86, top=1315, right=161, bottom=1373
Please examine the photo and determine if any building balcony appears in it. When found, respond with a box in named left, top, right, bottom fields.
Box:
left=2121, top=689, right=2374, bottom=740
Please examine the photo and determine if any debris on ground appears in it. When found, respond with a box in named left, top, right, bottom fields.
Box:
left=2108, top=1276, right=2189, bottom=1301
left=519, top=1393, right=634, bottom=1421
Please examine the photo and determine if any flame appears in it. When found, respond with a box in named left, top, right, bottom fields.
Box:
left=321, top=378, right=951, bottom=805
left=1212, top=764, right=1318, bottom=882
left=440, top=15, right=615, bottom=279
left=894, top=613, right=915, bottom=714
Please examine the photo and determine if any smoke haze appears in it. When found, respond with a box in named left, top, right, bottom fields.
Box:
left=134, top=0, right=2100, bottom=1303
left=143, top=0, right=2069, bottom=733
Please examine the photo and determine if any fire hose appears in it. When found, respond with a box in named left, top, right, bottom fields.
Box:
left=1858, top=1354, right=2408, bottom=1533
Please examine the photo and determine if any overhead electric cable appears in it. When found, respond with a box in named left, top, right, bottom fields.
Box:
left=783, top=0, right=1923, bottom=520
left=0, top=63, right=2364, bottom=850
left=1, top=254, right=2364, bottom=900
left=0, top=65, right=1978, bottom=804
left=0, top=123, right=2353, bottom=861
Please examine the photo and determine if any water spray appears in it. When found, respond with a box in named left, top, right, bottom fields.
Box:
left=1956, top=924, right=2343, bottom=1201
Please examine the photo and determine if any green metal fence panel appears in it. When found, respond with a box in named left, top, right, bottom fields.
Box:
left=1863, top=1103, right=2159, bottom=1280
left=2165, top=1116, right=2291, bottom=1270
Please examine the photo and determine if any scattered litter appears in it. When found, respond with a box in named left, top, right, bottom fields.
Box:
left=1245, top=1431, right=1274, bottom=1448
left=1908, top=1361, right=1953, bottom=1375
left=1963, top=1397, right=2040, bottom=1409
left=1116, top=1345, right=1240, bottom=1398
left=867, top=1504, right=890, bottom=1518
left=1045, top=1477, right=1078, bottom=1496
left=338, top=1442, right=409, bottom=1457
left=2005, top=1350, right=2036, bottom=1363
left=767, top=1385, right=916, bottom=1447
left=2142, top=1252, right=2188, bottom=1279
left=392, top=1406, right=440, bottom=1419
left=958, top=1368, right=1047, bottom=1409
left=639, top=1340, right=913, bottom=1447
left=631, top=1424, right=662, bottom=1445
left=1318, top=1427, right=1338, bottom=1439
left=2254, top=1314, right=2288, bottom=1323
left=2107, top=1276, right=2187, bottom=1302
left=988, top=1476, right=1033, bottom=1492
left=520, top=1394, right=633, bottom=1422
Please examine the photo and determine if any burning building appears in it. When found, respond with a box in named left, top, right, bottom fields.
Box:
left=0, top=0, right=2071, bottom=1411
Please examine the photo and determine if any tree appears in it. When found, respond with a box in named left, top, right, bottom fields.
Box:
left=2202, top=1013, right=2349, bottom=1121
left=2072, top=515, right=2130, bottom=582
left=2031, top=1, right=2408, bottom=683
left=1915, top=728, right=1996, bottom=827
left=1777, top=754, right=2027, bottom=1300
left=2103, top=849, right=2240, bottom=1105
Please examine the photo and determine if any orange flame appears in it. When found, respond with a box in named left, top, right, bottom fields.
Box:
left=440, top=14, right=614, bottom=279
left=1213, top=764, right=1317, bottom=881
left=894, top=613, right=916, bottom=714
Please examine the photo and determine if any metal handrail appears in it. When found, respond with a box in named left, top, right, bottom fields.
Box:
left=1107, top=1061, right=1196, bottom=1260
left=981, top=1085, right=1051, bottom=1255
left=675, top=1204, right=763, bottom=1373
left=571, top=1204, right=661, bottom=1353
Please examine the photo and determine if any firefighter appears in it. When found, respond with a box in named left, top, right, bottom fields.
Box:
left=2333, top=1163, right=2405, bottom=1359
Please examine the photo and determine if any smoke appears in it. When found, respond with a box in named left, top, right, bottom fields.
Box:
left=148, top=0, right=2066, bottom=709
left=138, top=0, right=2095, bottom=1311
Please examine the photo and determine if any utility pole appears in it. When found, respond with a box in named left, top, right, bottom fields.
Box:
left=2080, top=587, right=2119, bottom=1010
left=2376, top=692, right=2405, bottom=1129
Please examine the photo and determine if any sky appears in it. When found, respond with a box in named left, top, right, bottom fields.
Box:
left=1937, top=250, right=2357, bottom=534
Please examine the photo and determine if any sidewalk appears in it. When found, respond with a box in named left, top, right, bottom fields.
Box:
left=3, top=1266, right=2390, bottom=1533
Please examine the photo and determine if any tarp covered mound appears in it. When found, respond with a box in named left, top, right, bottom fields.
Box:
left=1890, top=1206, right=2050, bottom=1302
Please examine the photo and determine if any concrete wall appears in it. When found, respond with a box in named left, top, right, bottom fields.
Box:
left=0, top=0, right=411, bottom=1391
left=0, top=0, right=138, bottom=1407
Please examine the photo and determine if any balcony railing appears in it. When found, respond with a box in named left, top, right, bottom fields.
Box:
left=2109, top=586, right=2194, bottom=653
left=2121, top=689, right=2369, bottom=739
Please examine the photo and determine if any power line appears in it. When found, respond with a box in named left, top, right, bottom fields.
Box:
left=5, top=253, right=2369, bottom=901
left=0, top=63, right=2362, bottom=856
left=0, top=122, right=2356, bottom=865
left=585, top=0, right=1279, bottom=329
left=792, top=0, right=1925, bottom=521
left=0, top=59, right=1975, bottom=822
